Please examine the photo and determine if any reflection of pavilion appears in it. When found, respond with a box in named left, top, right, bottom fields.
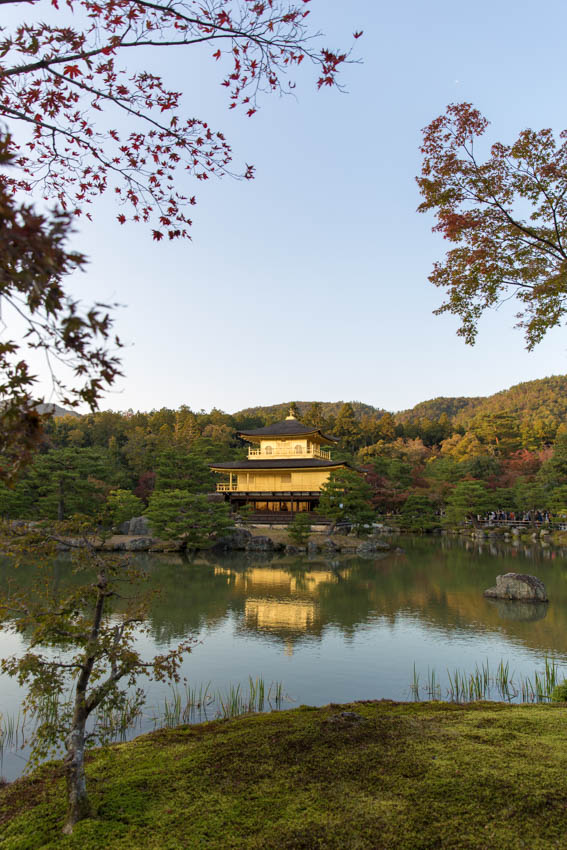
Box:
left=214, top=565, right=349, bottom=652
left=245, top=598, right=318, bottom=631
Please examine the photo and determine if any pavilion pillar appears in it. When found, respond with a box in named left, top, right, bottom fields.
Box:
left=229, top=472, right=233, bottom=491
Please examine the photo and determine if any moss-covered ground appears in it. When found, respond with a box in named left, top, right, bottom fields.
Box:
left=2, top=701, right=567, bottom=849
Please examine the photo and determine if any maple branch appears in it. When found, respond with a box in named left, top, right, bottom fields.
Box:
left=129, top=0, right=321, bottom=51
left=1, top=104, right=174, bottom=213
left=514, top=163, right=566, bottom=256
left=1, top=45, right=118, bottom=80
left=0, top=5, right=322, bottom=82
left=461, top=143, right=567, bottom=262
left=47, top=68, right=191, bottom=147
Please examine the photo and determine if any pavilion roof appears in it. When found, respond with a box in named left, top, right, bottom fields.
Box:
left=238, top=418, right=337, bottom=444
left=210, top=459, right=348, bottom=471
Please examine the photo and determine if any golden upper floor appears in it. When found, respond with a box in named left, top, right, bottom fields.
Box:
left=238, top=410, right=336, bottom=461
left=247, top=439, right=331, bottom=460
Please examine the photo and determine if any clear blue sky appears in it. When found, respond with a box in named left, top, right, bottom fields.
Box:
left=9, top=0, right=567, bottom=414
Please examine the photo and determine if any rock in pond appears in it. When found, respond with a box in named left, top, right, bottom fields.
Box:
left=246, top=535, right=274, bottom=552
left=484, top=572, right=548, bottom=603
left=285, top=544, right=305, bottom=555
left=211, top=527, right=252, bottom=551
left=355, top=539, right=391, bottom=556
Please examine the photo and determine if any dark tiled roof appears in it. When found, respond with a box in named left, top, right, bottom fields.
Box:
left=238, top=418, right=337, bottom=442
left=210, top=459, right=348, bottom=470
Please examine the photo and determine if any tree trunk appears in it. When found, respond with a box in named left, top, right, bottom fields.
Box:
left=63, top=719, right=91, bottom=833
left=57, top=477, right=65, bottom=522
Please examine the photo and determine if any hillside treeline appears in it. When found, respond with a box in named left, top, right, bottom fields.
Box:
left=3, top=376, right=567, bottom=524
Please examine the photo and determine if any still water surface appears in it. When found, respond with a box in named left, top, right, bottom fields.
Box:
left=2, top=536, right=567, bottom=779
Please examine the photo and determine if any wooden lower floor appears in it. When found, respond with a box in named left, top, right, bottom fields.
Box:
left=222, top=490, right=321, bottom=515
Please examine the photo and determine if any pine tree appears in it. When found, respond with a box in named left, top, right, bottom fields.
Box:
left=333, top=404, right=362, bottom=452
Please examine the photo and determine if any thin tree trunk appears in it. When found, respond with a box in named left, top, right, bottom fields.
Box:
left=63, top=570, right=107, bottom=833
left=63, top=718, right=90, bottom=833
left=57, top=477, right=65, bottom=521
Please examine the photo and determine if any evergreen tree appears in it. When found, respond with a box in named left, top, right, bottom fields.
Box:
left=288, top=513, right=312, bottom=545
left=399, top=494, right=438, bottom=532
left=174, top=409, right=200, bottom=449
left=104, top=490, right=144, bottom=528
left=154, top=448, right=214, bottom=493
left=444, top=481, right=491, bottom=526
left=29, top=449, right=113, bottom=520
left=333, top=403, right=362, bottom=452
left=303, top=402, right=327, bottom=430
left=376, top=413, right=396, bottom=443
left=318, top=468, right=375, bottom=535
left=145, top=491, right=233, bottom=549
left=539, top=431, right=567, bottom=486
left=513, top=480, right=548, bottom=522
left=470, top=413, right=521, bottom=457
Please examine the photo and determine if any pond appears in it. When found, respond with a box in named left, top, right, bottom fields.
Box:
left=2, top=535, right=567, bottom=780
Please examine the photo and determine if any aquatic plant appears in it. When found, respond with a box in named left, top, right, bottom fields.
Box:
left=412, top=657, right=562, bottom=704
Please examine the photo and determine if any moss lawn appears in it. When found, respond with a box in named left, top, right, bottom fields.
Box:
left=2, top=700, right=567, bottom=849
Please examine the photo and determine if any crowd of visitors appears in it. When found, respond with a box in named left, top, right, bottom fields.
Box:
left=479, top=510, right=552, bottom=524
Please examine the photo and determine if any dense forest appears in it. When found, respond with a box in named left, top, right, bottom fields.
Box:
left=4, top=376, right=567, bottom=527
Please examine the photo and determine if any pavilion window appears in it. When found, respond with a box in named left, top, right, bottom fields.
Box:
left=265, top=446, right=273, bottom=455
left=294, top=444, right=303, bottom=454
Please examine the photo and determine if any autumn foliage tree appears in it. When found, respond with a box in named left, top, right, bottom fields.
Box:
left=0, top=1, right=356, bottom=468
left=0, top=135, right=121, bottom=480
left=418, top=103, right=567, bottom=348
left=0, top=537, right=194, bottom=832
left=1, top=0, right=356, bottom=241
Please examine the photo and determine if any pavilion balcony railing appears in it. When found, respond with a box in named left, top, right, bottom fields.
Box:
left=247, top=447, right=331, bottom=460
left=216, top=483, right=321, bottom=493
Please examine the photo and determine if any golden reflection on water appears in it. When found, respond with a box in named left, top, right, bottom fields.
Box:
left=203, top=542, right=567, bottom=657
left=214, top=565, right=351, bottom=646
left=213, top=566, right=350, bottom=594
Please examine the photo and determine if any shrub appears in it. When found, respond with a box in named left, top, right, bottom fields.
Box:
left=288, top=512, right=312, bottom=545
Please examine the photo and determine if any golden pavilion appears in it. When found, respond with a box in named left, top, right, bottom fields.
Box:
left=210, top=409, right=347, bottom=517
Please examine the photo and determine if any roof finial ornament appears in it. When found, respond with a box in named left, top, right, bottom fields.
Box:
left=286, top=406, right=297, bottom=420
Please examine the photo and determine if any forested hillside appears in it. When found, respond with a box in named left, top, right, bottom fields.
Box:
left=395, top=397, right=481, bottom=425
left=396, top=376, right=567, bottom=435
left=4, top=377, right=567, bottom=526
left=235, top=401, right=385, bottom=424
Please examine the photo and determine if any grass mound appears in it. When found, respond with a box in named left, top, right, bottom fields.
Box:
left=2, top=700, right=567, bottom=848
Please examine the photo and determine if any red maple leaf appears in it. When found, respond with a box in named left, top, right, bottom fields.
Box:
left=64, top=65, right=82, bottom=79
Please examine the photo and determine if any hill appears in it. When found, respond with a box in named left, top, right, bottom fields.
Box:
left=394, top=396, right=482, bottom=424
left=36, top=403, right=80, bottom=419
left=394, top=375, right=567, bottom=430
left=234, top=400, right=387, bottom=424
